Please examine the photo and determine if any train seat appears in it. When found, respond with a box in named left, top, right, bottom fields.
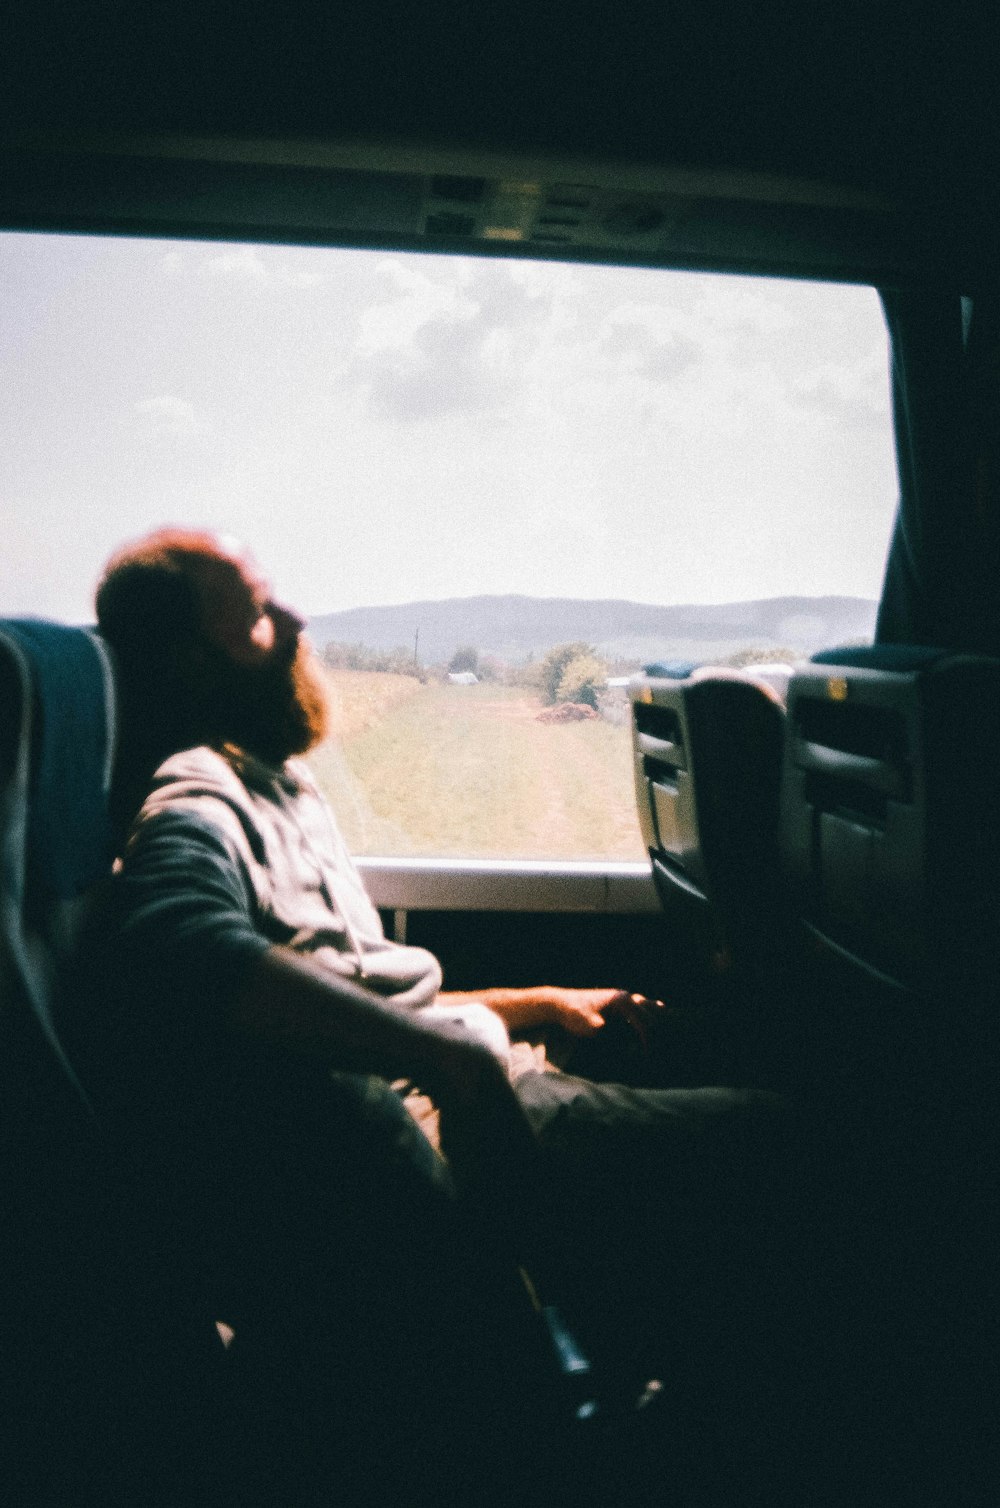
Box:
left=780, top=643, right=1000, bottom=1000
left=0, top=619, right=231, bottom=1505
left=630, top=662, right=787, bottom=984
left=777, top=647, right=1000, bottom=1486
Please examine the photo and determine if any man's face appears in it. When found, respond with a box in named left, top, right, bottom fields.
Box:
left=188, top=548, right=331, bottom=765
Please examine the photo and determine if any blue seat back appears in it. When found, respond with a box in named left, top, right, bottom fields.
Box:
left=0, top=619, right=117, bottom=1101
left=781, top=644, right=1000, bottom=997
left=631, top=665, right=787, bottom=977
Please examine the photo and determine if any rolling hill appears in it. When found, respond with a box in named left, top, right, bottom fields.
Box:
left=308, top=594, right=878, bottom=667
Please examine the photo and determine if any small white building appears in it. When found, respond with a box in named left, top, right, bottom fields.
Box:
left=447, top=671, right=479, bottom=685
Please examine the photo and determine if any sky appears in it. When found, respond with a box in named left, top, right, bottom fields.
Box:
left=1, top=231, right=899, bottom=623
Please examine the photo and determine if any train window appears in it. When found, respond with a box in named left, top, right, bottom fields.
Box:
left=3, top=231, right=896, bottom=860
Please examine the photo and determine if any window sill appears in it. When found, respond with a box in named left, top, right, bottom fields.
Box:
left=356, top=856, right=659, bottom=914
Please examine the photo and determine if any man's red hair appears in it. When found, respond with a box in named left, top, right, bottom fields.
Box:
left=95, top=527, right=228, bottom=665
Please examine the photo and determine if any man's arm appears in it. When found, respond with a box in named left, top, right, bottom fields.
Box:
left=236, top=945, right=515, bottom=1099
left=108, top=806, right=538, bottom=1198
left=440, top=984, right=623, bottom=1037
left=234, top=946, right=540, bottom=1208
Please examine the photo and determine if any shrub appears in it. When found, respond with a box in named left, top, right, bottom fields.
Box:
left=537, top=641, right=594, bottom=705
left=723, top=645, right=800, bottom=669
left=322, top=641, right=420, bottom=676
left=556, top=652, right=608, bottom=710
left=448, top=645, right=480, bottom=675
left=476, top=655, right=502, bottom=682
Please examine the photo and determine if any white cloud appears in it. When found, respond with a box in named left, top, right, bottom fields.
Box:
left=133, top=394, right=202, bottom=436
left=274, top=267, right=332, bottom=289
left=695, top=276, right=796, bottom=336
left=161, top=243, right=332, bottom=290
left=507, top=260, right=585, bottom=302
left=793, top=355, right=890, bottom=421
left=201, top=247, right=268, bottom=282
left=356, top=258, right=479, bottom=356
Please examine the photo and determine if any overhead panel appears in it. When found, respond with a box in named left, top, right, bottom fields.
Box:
left=0, top=135, right=981, bottom=286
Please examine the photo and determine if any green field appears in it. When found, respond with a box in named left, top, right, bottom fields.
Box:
left=307, top=674, right=645, bottom=861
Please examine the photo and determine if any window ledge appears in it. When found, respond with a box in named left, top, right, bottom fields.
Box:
left=356, top=856, right=659, bottom=914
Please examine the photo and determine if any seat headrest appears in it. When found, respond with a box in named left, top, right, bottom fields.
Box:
left=0, top=620, right=116, bottom=902
left=810, top=644, right=946, bottom=673
left=642, top=659, right=701, bottom=680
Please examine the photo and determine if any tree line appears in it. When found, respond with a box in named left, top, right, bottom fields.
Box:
left=320, top=637, right=614, bottom=704
left=321, top=638, right=802, bottom=709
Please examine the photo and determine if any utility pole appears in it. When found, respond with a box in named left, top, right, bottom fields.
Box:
left=413, top=626, right=420, bottom=670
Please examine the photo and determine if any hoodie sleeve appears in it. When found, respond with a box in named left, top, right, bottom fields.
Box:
left=113, top=805, right=272, bottom=1004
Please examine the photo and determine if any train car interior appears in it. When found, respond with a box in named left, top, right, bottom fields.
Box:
left=2, top=4, right=998, bottom=1504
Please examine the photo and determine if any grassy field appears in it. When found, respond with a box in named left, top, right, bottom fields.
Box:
left=306, top=671, right=645, bottom=861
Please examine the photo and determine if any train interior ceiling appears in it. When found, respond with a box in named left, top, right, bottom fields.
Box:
left=2, top=5, right=999, bottom=1506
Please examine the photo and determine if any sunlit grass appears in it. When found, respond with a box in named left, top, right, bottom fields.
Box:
left=307, top=675, right=644, bottom=861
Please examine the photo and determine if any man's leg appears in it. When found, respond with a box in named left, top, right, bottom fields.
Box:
left=201, top=1066, right=555, bottom=1503
left=512, top=1071, right=799, bottom=1361
left=511, top=1067, right=860, bottom=1500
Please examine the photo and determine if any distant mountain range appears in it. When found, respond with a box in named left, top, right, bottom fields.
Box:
left=308, top=594, right=878, bottom=667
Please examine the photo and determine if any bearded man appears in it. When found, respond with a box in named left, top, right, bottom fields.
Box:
left=72, top=528, right=796, bottom=1500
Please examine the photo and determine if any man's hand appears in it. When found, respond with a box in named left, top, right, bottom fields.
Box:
left=438, top=984, right=662, bottom=1039
left=543, top=986, right=621, bottom=1036
left=415, top=1028, right=536, bottom=1174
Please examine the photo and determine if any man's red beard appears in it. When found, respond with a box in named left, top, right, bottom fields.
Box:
left=108, top=636, right=331, bottom=842
left=201, top=638, right=332, bottom=767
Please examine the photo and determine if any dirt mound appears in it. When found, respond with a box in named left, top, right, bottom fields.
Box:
left=536, top=701, right=598, bottom=723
